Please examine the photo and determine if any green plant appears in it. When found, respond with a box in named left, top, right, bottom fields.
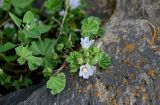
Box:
left=0, top=0, right=111, bottom=95
left=67, top=17, right=111, bottom=79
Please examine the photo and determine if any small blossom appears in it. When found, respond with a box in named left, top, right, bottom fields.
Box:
left=4, top=23, right=14, bottom=29
left=80, top=37, right=94, bottom=49
left=79, top=64, right=96, bottom=79
left=69, top=0, right=80, bottom=10
left=59, top=10, right=65, bottom=16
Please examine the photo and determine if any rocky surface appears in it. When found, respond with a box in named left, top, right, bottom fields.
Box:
left=101, top=19, right=160, bottom=105
left=85, top=0, right=116, bottom=22
left=0, top=0, right=160, bottom=105
left=0, top=84, right=41, bottom=105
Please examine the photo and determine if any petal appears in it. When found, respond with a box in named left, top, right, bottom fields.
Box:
left=87, top=65, right=96, bottom=76
left=84, top=37, right=89, bottom=43
left=90, top=40, right=94, bottom=45
left=91, top=66, right=96, bottom=71
left=80, top=38, right=83, bottom=42
left=80, top=37, right=94, bottom=49
left=82, top=74, right=89, bottom=79
left=80, top=38, right=86, bottom=48
left=88, top=40, right=94, bottom=46
left=80, top=65, right=85, bottom=70
left=87, top=69, right=94, bottom=76
left=84, top=45, right=89, bottom=49
left=80, top=38, right=83, bottom=45
left=82, top=44, right=87, bottom=48
left=69, top=0, right=80, bottom=9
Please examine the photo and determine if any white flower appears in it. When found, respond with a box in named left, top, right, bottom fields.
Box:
left=4, top=23, right=14, bottom=29
left=79, top=64, right=96, bottom=79
left=80, top=37, right=94, bottom=49
left=69, top=0, right=80, bottom=10
left=59, top=10, right=65, bottom=16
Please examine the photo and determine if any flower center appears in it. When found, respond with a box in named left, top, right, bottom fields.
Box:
left=82, top=67, right=88, bottom=73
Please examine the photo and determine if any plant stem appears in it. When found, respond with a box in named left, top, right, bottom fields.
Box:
left=59, top=0, right=69, bottom=36
left=52, top=16, right=62, bottom=26
left=0, top=18, right=11, bottom=28
left=53, top=0, right=69, bottom=48
left=55, top=61, right=67, bottom=74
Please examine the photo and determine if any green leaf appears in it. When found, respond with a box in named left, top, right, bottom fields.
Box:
left=89, top=47, right=100, bottom=56
left=81, top=16, right=100, bottom=38
left=70, top=65, right=79, bottom=73
left=0, top=68, right=12, bottom=88
left=11, top=0, right=33, bottom=8
left=26, top=56, right=43, bottom=70
left=15, top=46, right=42, bottom=70
left=97, top=27, right=104, bottom=38
left=17, top=57, right=26, bottom=65
left=3, top=28, right=16, bottom=40
left=44, top=0, right=62, bottom=13
left=27, top=28, right=41, bottom=38
left=13, top=77, right=32, bottom=89
left=15, top=46, right=32, bottom=58
left=23, top=11, right=35, bottom=24
left=66, top=52, right=81, bottom=64
left=66, top=52, right=81, bottom=73
left=28, top=22, right=37, bottom=30
left=14, top=7, right=25, bottom=16
left=1, top=0, right=11, bottom=11
left=29, top=39, right=59, bottom=68
left=0, top=42, right=16, bottom=53
left=2, top=55, right=17, bottom=63
left=18, top=30, right=27, bottom=42
left=88, top=47, right=100, bottom=65
left=9, top=12, right=22, bottom=28
left=37, top=24, right=51, bottom=34
left=15, top=46, right=32, bottom=65
left=43, top=68, right=52, bottom=77
left=30, top=38, right=55, bottom=56
left=99, top=52, right=112, bottom=69
left=47, top=73, right=66, bottom=95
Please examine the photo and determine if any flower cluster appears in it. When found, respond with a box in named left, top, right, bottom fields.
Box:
left=79, top=37, right=95, bottom=79
left=66, top=17, right=111, bottom=81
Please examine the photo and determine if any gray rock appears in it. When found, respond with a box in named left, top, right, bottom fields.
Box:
left=85, top=0, right=116, bottom=21
left=101, top=18, right=160, bottom=104
left=0, top=0, right=160, bottom=105
left=115, top=0, right=160, bottom=26
left=0, top=85, right=41, bottom=105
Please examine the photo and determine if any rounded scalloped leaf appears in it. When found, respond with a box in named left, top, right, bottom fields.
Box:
left=81, top=16, right=100, bottom=38
left=47, top=73, right=66, bottom=95
left=99, top=52, right=112, bottom=69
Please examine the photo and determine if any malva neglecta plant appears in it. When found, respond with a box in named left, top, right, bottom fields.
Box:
left=0, top=0, right=111, bottom=95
